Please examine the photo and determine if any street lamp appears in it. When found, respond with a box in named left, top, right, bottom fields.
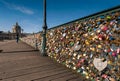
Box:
left=41, top=0, right=47, bottom=56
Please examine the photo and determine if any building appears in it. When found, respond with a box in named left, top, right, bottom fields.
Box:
left=0, top=31, right=12, bottom=41
left=0, top=22, right=25, bottom=41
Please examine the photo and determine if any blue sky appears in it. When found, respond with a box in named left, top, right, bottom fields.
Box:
left=0, top=0, right=120, bottom=33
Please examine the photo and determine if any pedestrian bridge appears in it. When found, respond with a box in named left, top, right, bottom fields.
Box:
left=0, top=40, right=86, bottom=81
left=22, top=6, right=120, bottom=81
left=0, top=5, right=120, bottom=81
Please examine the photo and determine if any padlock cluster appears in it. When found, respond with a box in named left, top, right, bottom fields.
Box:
left=46, top=11, right=120, bottom=81
left=21, top=11, right=120, bottom=81
left=21, top=33, right=42, bottom=50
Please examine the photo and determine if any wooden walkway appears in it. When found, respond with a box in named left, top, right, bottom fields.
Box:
left=0, top=40, right=87, bottom=81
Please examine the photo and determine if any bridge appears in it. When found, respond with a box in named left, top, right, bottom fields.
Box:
left=0, top=5, right=120, bottom=81
left=0, top=40, right=87, bottom=81
left=21, top=5, right=120, bottom=81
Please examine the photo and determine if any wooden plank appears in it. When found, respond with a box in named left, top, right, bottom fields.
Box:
left=3, top=68, right=67, bottom=81
left=33, top=71, right=73, bottom=81
left=0, top=40, right=85, bottom=81
left=51, top=73, right=79, bottom=81
left=68, top=78, right=85, bottom=81
left=0, top=63, right=58, bottom=79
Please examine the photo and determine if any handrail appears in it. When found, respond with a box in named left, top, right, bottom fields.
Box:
left=47, top=5, right=120, bottom=30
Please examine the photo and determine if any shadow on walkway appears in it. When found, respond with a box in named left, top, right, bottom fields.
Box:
left=0, top=50, right=3, bottom=53
left=1, top=50, right=39, bottom=53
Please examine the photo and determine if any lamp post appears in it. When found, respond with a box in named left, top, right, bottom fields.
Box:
left=41, top=0, right=47, bottom=56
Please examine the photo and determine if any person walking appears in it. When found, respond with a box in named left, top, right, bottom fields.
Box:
left=16, top=34, right=19, bottom=43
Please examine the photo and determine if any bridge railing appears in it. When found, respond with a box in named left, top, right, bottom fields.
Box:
left=21, top=5, right=120, bottom=81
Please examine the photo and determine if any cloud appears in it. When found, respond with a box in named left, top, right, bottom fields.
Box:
left=0, top=0, right=34, bottom=15
left=14, top=6, right=34, bottom=15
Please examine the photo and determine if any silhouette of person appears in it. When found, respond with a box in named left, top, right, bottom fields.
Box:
left=16, top=34, right=19, bottom=43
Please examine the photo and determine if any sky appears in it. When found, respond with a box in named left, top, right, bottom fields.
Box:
left=0, top=0, right=120, bottom=33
